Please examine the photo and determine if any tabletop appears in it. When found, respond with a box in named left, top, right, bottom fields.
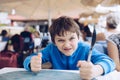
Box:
left=0, top=67, right=120, bottom=80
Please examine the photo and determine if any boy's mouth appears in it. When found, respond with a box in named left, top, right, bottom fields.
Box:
left=64, top=48, right=72, bottom=51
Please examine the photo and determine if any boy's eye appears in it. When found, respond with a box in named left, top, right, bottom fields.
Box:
left=58, top=40, right=64, bottom=42
left=70, top=37, right=75, bottom=40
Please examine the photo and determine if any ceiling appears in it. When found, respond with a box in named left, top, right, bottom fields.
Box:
left=0, top=0, right=120, bottom=20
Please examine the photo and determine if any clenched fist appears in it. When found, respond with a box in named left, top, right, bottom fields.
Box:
left=30, top=53, right=42, bottom=72
left=77, top=60, right=103, bottom=80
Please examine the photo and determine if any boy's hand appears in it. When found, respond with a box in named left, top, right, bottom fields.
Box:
left=30, top=53, right=42, bottom=72
left=77, top=61, right=103, bottom=80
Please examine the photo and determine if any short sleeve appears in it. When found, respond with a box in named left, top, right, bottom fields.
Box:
left=107, top=34, right=120, bottom=58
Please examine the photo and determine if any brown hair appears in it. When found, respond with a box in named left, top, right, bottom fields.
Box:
left=49, top=16, right=80, bottom=43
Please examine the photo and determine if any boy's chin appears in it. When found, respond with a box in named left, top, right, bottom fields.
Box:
left=63, top=53, right=73, bottom=56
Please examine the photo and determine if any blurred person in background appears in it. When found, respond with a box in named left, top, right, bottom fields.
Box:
left=107, top=33, right=120, bottom=71
left=0, top=29, right=10, bottom=42
left=105, top=12, right=120, bottom=38
left=96, top=12, right=120, bottom=41
left=94, top=12, right=120, bottom=54
left=20, top=25, right=34, bottom=54
left=0, top=38, right=19, bottom=68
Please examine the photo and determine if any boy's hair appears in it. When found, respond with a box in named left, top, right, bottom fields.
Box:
left=49, top=16, right=81, bottom=43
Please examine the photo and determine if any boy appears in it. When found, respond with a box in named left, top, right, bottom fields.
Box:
left=24, top=16, right=115, bottom=80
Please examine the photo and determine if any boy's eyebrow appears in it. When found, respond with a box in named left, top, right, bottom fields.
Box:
left=56, top=35, right=75, bottom=39
left=55, top=37, right=63, bottom=40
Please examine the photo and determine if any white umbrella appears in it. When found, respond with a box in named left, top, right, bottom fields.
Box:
left=0, top=0, right=119, bottom=20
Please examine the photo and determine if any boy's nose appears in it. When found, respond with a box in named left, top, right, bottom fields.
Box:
left=64, top=41, right=71, bottom=47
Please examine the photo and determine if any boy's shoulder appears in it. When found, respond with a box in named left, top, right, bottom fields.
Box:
left=78, top=41, right=90, bottom=47
left=43, top=42, right=57, bottom=49
left=41, top=43, right=58, bottom=53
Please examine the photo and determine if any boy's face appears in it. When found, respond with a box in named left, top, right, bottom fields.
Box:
left=54, top=32, right=79, bottom=56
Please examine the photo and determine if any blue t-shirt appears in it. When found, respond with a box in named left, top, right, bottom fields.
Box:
left=24, top=42, right=115, bottom=75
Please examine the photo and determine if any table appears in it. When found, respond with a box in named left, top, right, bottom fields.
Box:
left=0, top=67, right=120, bottom=80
